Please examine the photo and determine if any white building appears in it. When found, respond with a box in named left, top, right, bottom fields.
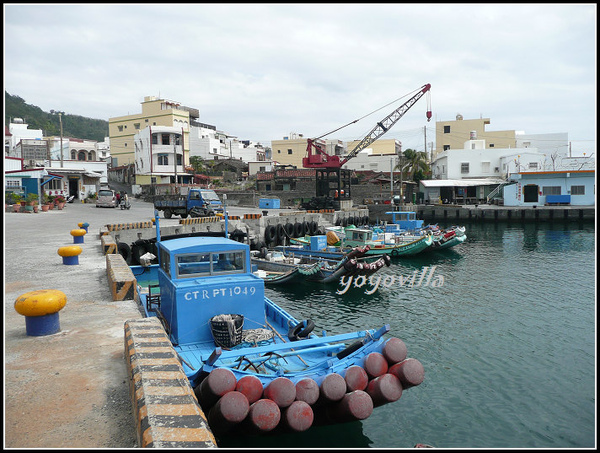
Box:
left=188, top=124, right=266, bottom=163
left=342, top=148, right=402, bottom=173
left=503, top=170, right=595, bottom=206
left=132, top=125, right=190, bottom=185
left=7, top=118, right=43, bottom=150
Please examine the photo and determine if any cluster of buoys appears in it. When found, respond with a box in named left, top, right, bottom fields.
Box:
left=335, top=216, right=370, bottom=227
left=263, top=221, right=321, bottom=246
left=193, top=337, right=424, bottom=436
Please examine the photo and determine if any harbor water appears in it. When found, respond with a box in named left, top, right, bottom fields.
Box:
left=219, top=221, right=596, bottom=448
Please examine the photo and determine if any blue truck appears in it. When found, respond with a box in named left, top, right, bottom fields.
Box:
left=153, top=188, right=223, bottom=219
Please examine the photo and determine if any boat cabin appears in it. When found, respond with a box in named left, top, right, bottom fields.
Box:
left=343, top=228, right=374, bottom=246
left=156, top=236, right=266, bottom=346
left=386, top=211, right=424, bottom=231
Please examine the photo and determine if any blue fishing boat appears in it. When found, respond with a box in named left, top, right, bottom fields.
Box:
left=290, top=228, right=433, bottom=258
left=131, top=213, right=425, bottom=434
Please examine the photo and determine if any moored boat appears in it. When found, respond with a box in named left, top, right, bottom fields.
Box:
left=251, top=247, right=391, bottom=285
left=131, top=214, right=425, bottom=435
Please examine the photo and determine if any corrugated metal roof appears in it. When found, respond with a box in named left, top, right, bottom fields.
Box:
left=420, top=178, right=505, bottom=187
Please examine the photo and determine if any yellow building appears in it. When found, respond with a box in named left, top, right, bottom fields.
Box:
left=344, top=138, right=401, bottom=156
left=270, top=134, right=308, bottom=168
left=271, top=133, right=400, bottom=169
left=434, top=115, right=516, bottom=160
left=108, top=96, right=194, bottom=167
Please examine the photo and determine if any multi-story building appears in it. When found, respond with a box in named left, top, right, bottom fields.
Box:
left=109, top=96, right=193, bottom=167
left=132, top=125, right=189, bottom=186
left=434, top=115, right=516, bottom=160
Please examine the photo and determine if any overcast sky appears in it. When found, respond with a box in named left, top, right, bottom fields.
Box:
left=4, top=3, right=596, bottom=155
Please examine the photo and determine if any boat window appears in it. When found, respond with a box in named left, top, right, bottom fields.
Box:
left=175, top=251, right=245, bottom=278
left=160, top=248, right=171, bottom=278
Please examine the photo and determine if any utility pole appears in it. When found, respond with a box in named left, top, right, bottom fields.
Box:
left=59, top=112, right=64, bottom=167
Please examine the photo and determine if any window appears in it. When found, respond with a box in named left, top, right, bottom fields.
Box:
left=461, top=163, right=469, bottom=174
left=490, top=144, right=494, bottom=148
left=161, top=134, right=170, bottom=145
left=571, top=185, right=585, bottom=195
left=528, top=162, right=538, bottom=170
left=134, top=123, right=140, bottom=130
left=443, top=145, right=450, bottom=151
left=444, top=125, right=450, bottom=133
left=118, top=126, right=123, bottom=132
left=287, top=149, right=293, bottom=155
left=152, top=134, right=158, bottom=145
left=158, top=154, right=168, bottom=165
left=542, top=186, right=561, bottom=195
left=176, top=251, right=245, bottom=278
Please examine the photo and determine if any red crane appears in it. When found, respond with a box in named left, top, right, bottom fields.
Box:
left=301, top=83, right=431, bottom=209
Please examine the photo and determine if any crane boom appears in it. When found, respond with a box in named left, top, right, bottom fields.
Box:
left=302, top=83, right=431, bottom=169
left=341, top=83, right=431, bottom=165
left=300, top=83, right=432, bottom=210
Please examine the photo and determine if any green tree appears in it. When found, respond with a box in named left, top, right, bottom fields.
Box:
left=189, top=156, right=207, bottom=174
left=395, top=148, right=430, bottom=184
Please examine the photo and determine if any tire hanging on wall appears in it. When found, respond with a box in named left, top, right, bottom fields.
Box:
left=276, top=224, right=286, bottom=245
left=264, top=225, right=276, bottom=245
left=285, top=223, right=294, bottom=238
left=117, top=242, right=132, bottom=265
left=294, top=222, right=303, bottom=238
left=309, top=221, right=318, bottom=235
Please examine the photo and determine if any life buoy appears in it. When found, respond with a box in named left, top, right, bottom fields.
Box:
left=117, top=242, right=132, bottom=265
left=265, top=225, right=276, bottom=244
left=288, top=319, right=315, bottom=342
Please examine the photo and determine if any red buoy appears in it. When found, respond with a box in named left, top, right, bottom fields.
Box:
left=366, top=373, right=403, bottom=406
left=196, top=368, right=237, bottom=408
left=328, top=390, right=373, bottom=422
left=295, top=378, right=320, bottom=405
left=207, top=391, right=249, bottom=433
left=246, top=398, right=281, bottom=432
left=282, top=400, right=314, bottom=432
left=235, top=375, right=263, bottom=405
left=263, top=377, right=296, bottom=408
left=363, top=352, right=389, bottom=379
left=382, top=337, right=408, bottom=364
left=317, top=373, right=346, bottom=403
left=343, top=365, right=369, bottom=392
left=388, top=358, right=425, bottom=388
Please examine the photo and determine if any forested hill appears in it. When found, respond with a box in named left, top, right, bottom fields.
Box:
left=5, top=92, right=109, bottom=142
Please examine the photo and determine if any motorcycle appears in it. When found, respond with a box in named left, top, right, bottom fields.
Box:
left=119, top=197, right=131, bottom=210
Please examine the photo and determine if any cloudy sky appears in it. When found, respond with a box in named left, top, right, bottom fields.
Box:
left=4, top=3, right=596, bottom=155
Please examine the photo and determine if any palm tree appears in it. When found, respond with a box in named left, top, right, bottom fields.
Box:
left=395, top=148, right=429, bottom=183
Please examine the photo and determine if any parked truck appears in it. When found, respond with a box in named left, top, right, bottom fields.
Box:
left=153, top=188, right=223, bottom=219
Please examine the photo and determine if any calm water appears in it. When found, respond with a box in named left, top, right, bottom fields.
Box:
left=219, top=221, right=596, bottom=449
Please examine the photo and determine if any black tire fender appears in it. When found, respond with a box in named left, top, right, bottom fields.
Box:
left=284, top=223, right=294, bottom=237
left=276, top=224, right=285, bottom=242
left=117, top=242, right=132, bottom=265
left=265, top=225, right=276, bottom=244
left=288, top=319, right=315, bottom=342
left=293, top=222, right=303, bottom=237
